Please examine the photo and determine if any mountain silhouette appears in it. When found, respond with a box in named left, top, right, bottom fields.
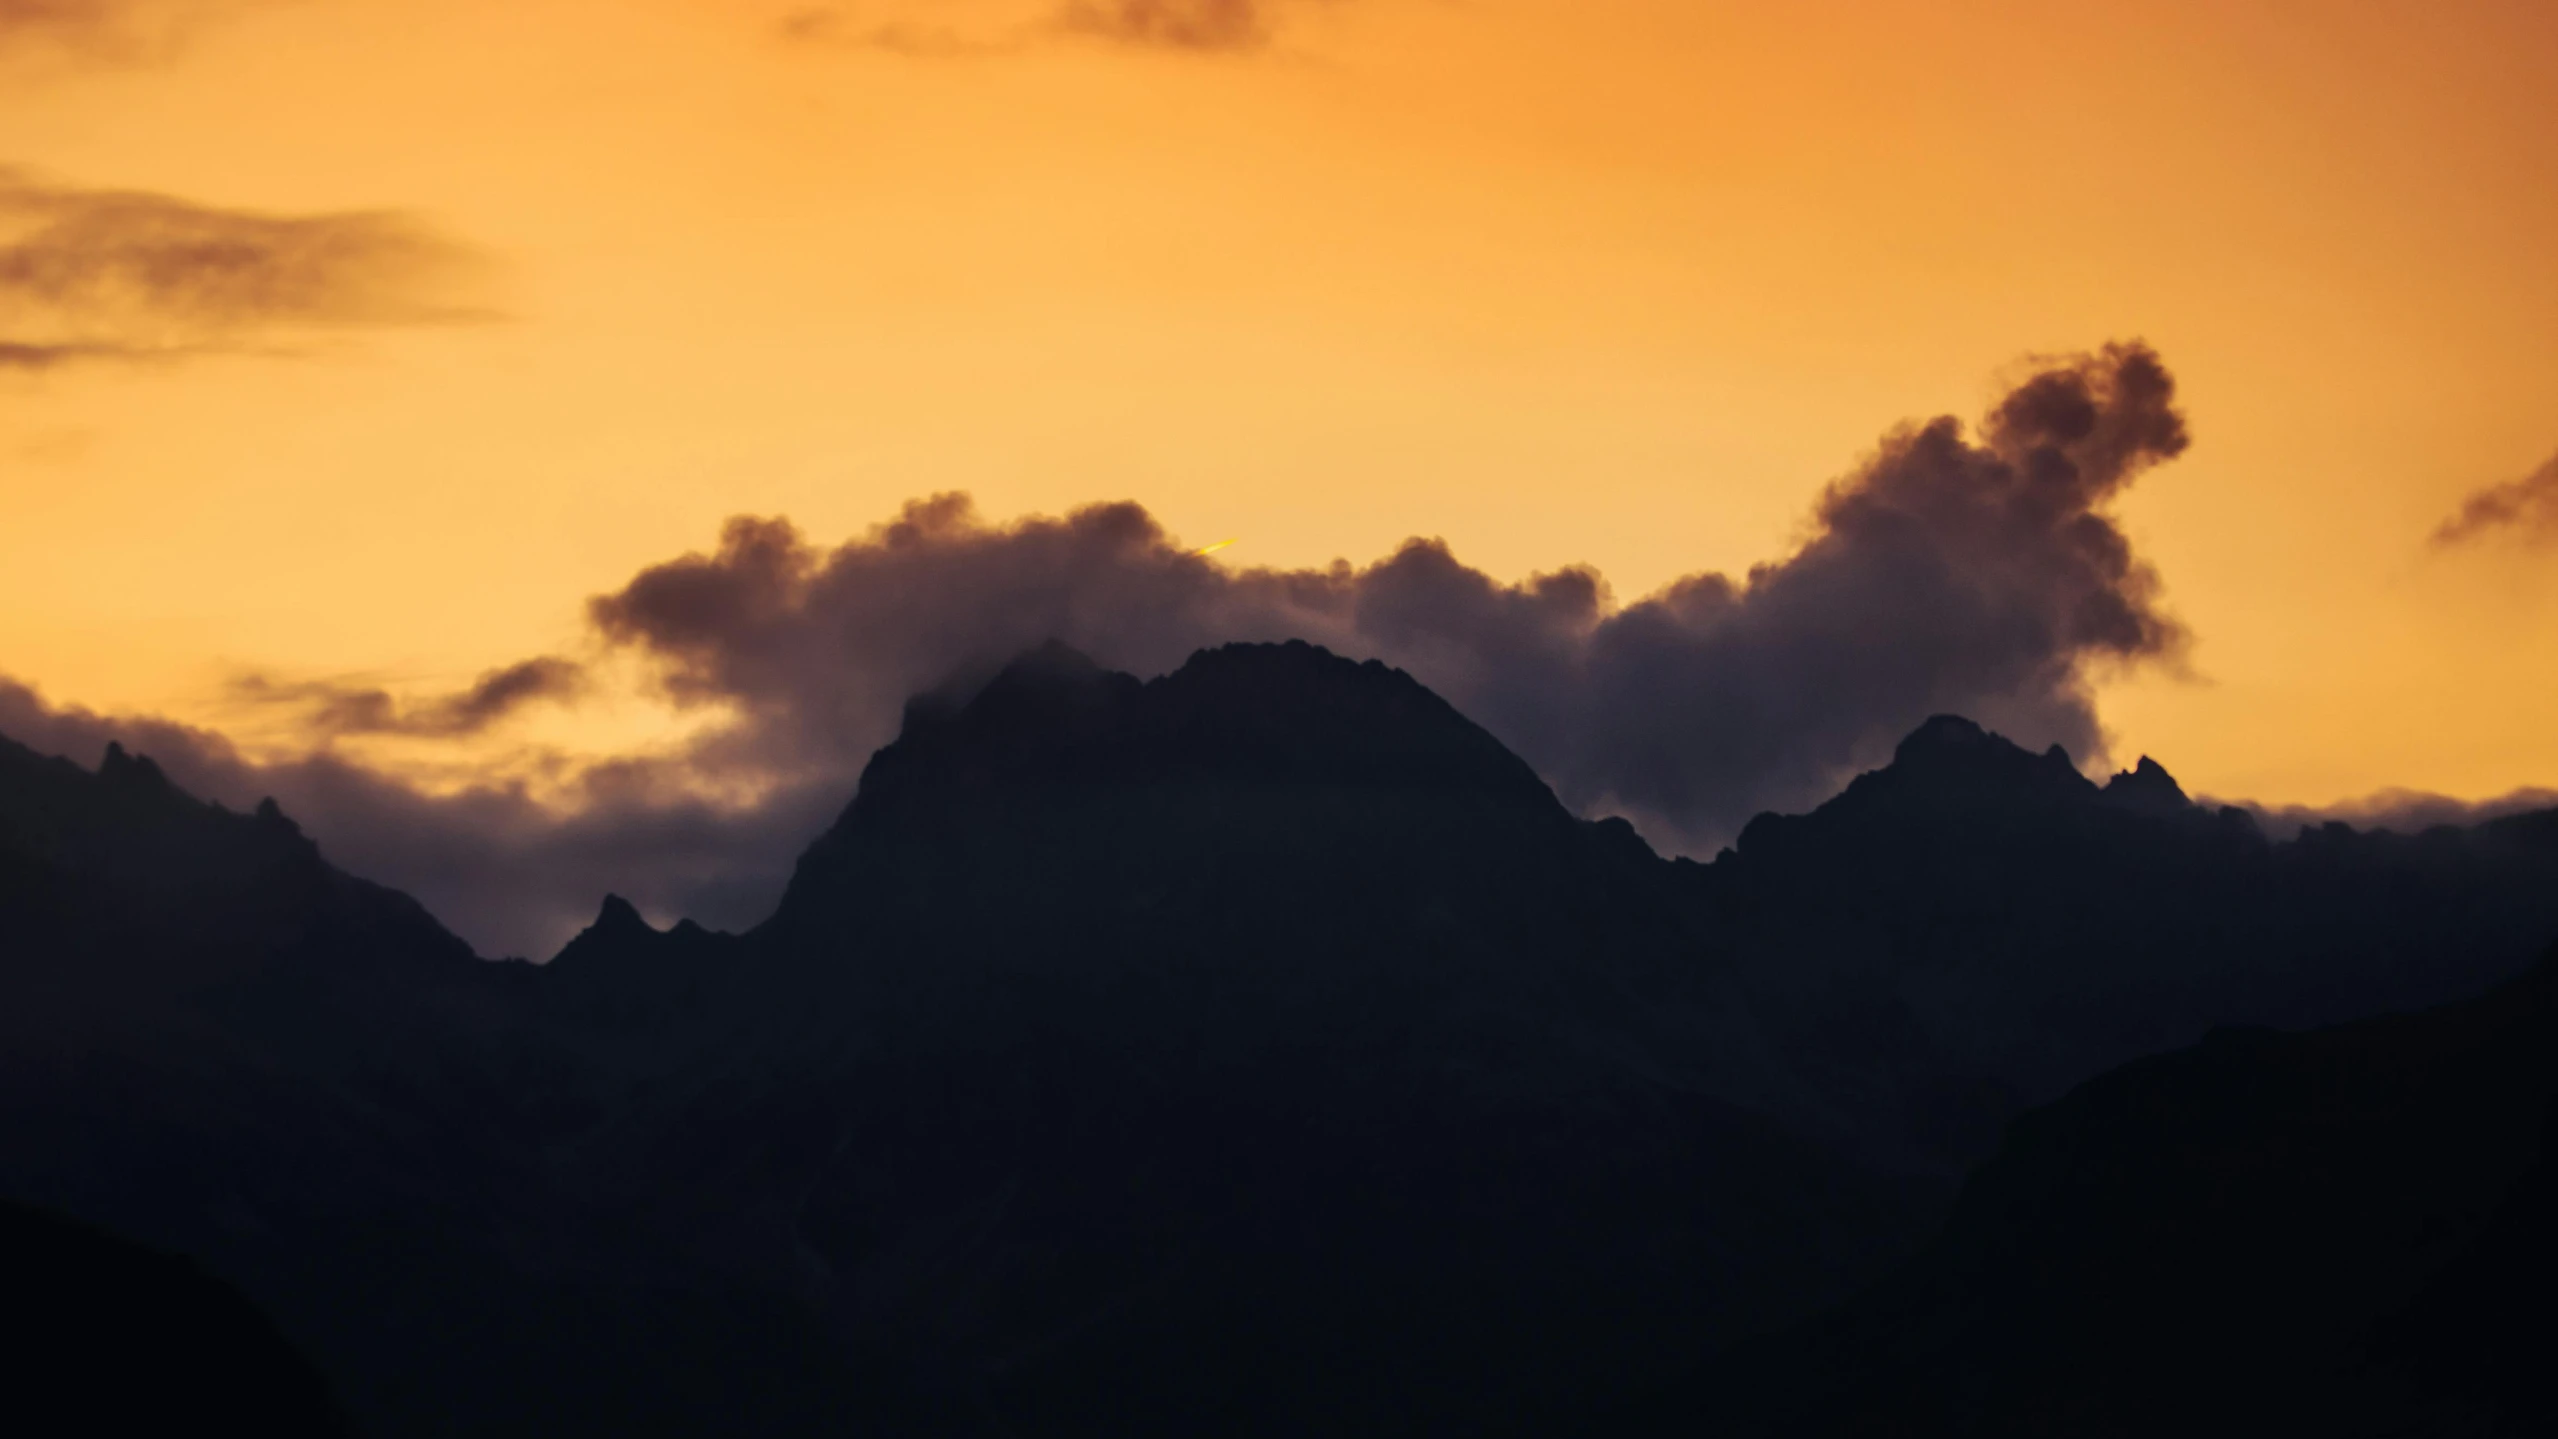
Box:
left=551, top=641, right=1929, bottom=1436
left=4, top=642, right=2557, bottom=1434
left=1, top=1197, right=354, bottom=1435
left=1681, top=712, right=2558, bottom=1172
left=1642, top=943, right=2558, bottom=1437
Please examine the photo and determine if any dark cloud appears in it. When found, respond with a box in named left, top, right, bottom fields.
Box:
left=591, top=342, right=2189, bottom=847
left=227, top=658, right=588, bottom=739
left=0, top=168, right=488, bottom=367
left=2431, top=451, right=2558, bottom=548
left=0, top=343, right=2195, bottom=958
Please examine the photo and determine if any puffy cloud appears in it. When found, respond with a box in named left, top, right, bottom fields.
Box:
left=0, top=168, right=488, bottom=367
left=589, top=342, right=2189, bottom=847
left=2432, top=451, right=2558, bottom=548
left=0, top=343, right=2195, bottom=958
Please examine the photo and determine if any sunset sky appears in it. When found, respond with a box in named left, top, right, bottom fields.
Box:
left=4, top=0, right=2555, bottom=950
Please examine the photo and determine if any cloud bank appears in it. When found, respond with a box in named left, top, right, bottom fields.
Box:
left=0, top=168, right=487, bottom=367
left=1, top=343, right=2196, bottom=957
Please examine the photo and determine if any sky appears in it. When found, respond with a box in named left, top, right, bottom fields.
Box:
left=3, top=0, right=2554, bottom=954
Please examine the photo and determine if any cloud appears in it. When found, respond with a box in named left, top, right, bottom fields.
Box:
left=0, top=342, right=2195, bottom=959
left=2225, top=786, right=2558, bottom=839
left=0, top=674, right=831, bottom=961
left=1055, top=0, right=1274, bottom=51
left=590, top=342, right=2188, bottom=845
left=0, top=168, right=489, bottom=368
left=2431, top=451, right=2558, bottom=548
left=0, top=0, right=259, bottom=62
left=225, top=658, right=589, bottom=739
left=0, top=0, right=128, bottom=48
left=781, top=0, right=1305, bottom=56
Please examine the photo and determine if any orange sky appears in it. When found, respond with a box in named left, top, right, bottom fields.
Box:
left=4, top=0, right=2555, bottom=809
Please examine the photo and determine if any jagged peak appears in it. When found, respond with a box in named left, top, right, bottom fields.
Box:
left=97, top=740, right=171, bottom=791
left=591, top=894, right=654, bottom=937
left=1894, top=714, right=1993, bottom=762
left=2104, top=755, right=2191, bottom=812
left=1887, top=715, right=2081, bottom=785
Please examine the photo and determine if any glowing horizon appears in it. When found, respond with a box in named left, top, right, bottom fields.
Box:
left=6, top=0, right=2555, bottom=832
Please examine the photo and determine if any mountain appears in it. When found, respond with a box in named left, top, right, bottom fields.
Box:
left=565, top=641, right=1931, bottom=1436
left=2, top=1197, right=354, bottom=1435
left=0, top=730, right=874, bottom=1436
left=5, top=641, right=2557, bottom=1435
left=1644, top=943, right=2558, bottom=1437
left=1681, top=714, right=2558, bottom=1172
left=0, top=732, right=480, bottom=1034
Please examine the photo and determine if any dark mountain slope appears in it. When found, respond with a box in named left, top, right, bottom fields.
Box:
left=1, top=1198, right=354, bottom=1435
left=0, top=733, right=874, bottom=1437
left=1686, top=715, right=2558, bottom=1172
left=1647, top=944, right=2558, bottom=1437
left=0, top=732, right=480, bottom=1034
left=9, top=643, right=2558, bottom=1435
left=614, top=641, right=1928, bottom=1437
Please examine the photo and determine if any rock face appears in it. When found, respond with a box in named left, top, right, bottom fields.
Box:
left=4, top=642, right=2558, bottom=1436
left=1650, top=947, right=2558, bottom=1438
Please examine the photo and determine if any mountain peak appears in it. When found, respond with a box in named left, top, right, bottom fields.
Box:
left=1884, top=714, right=2085, bottom=792
left=591, top=894, right=653, bottom=937
left=1893, top=714, right=1992, bottom=761
left=768, top=639, right=1582, bottom=950
left=97, top=741, right=172, bottom=793
left=2104, top=755, right=2191, bottom=813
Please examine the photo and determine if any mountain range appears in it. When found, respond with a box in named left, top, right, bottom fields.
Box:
left=4, top=641, right=2555, bottom=1434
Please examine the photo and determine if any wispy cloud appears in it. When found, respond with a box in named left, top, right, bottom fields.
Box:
left=781, top=0, right=1314, bottom=57
left=226, top=658, right=589, bottom=740
left=0, top=0, right=257, bottom=63
left=0, top=168, right=491, bottom=370
left=2431, top=451, right=2558, bottom=548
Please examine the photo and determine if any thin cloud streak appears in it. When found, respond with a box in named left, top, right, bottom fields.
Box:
left=781, top=0, right=1310, bottom=56
left=0, top=168, right=491, bottom=366
left=2432, top=451, right=2558, bottom=548
left=0, top=0, right=261, bottom=62
left=226, top=658, right=589, bottom=739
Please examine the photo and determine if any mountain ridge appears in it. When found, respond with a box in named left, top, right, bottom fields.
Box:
left=5, top=639, right=2558, bottom=1435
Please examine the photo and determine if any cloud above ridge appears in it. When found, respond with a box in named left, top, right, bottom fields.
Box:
left=0, top=342, right=2196, bottom=957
